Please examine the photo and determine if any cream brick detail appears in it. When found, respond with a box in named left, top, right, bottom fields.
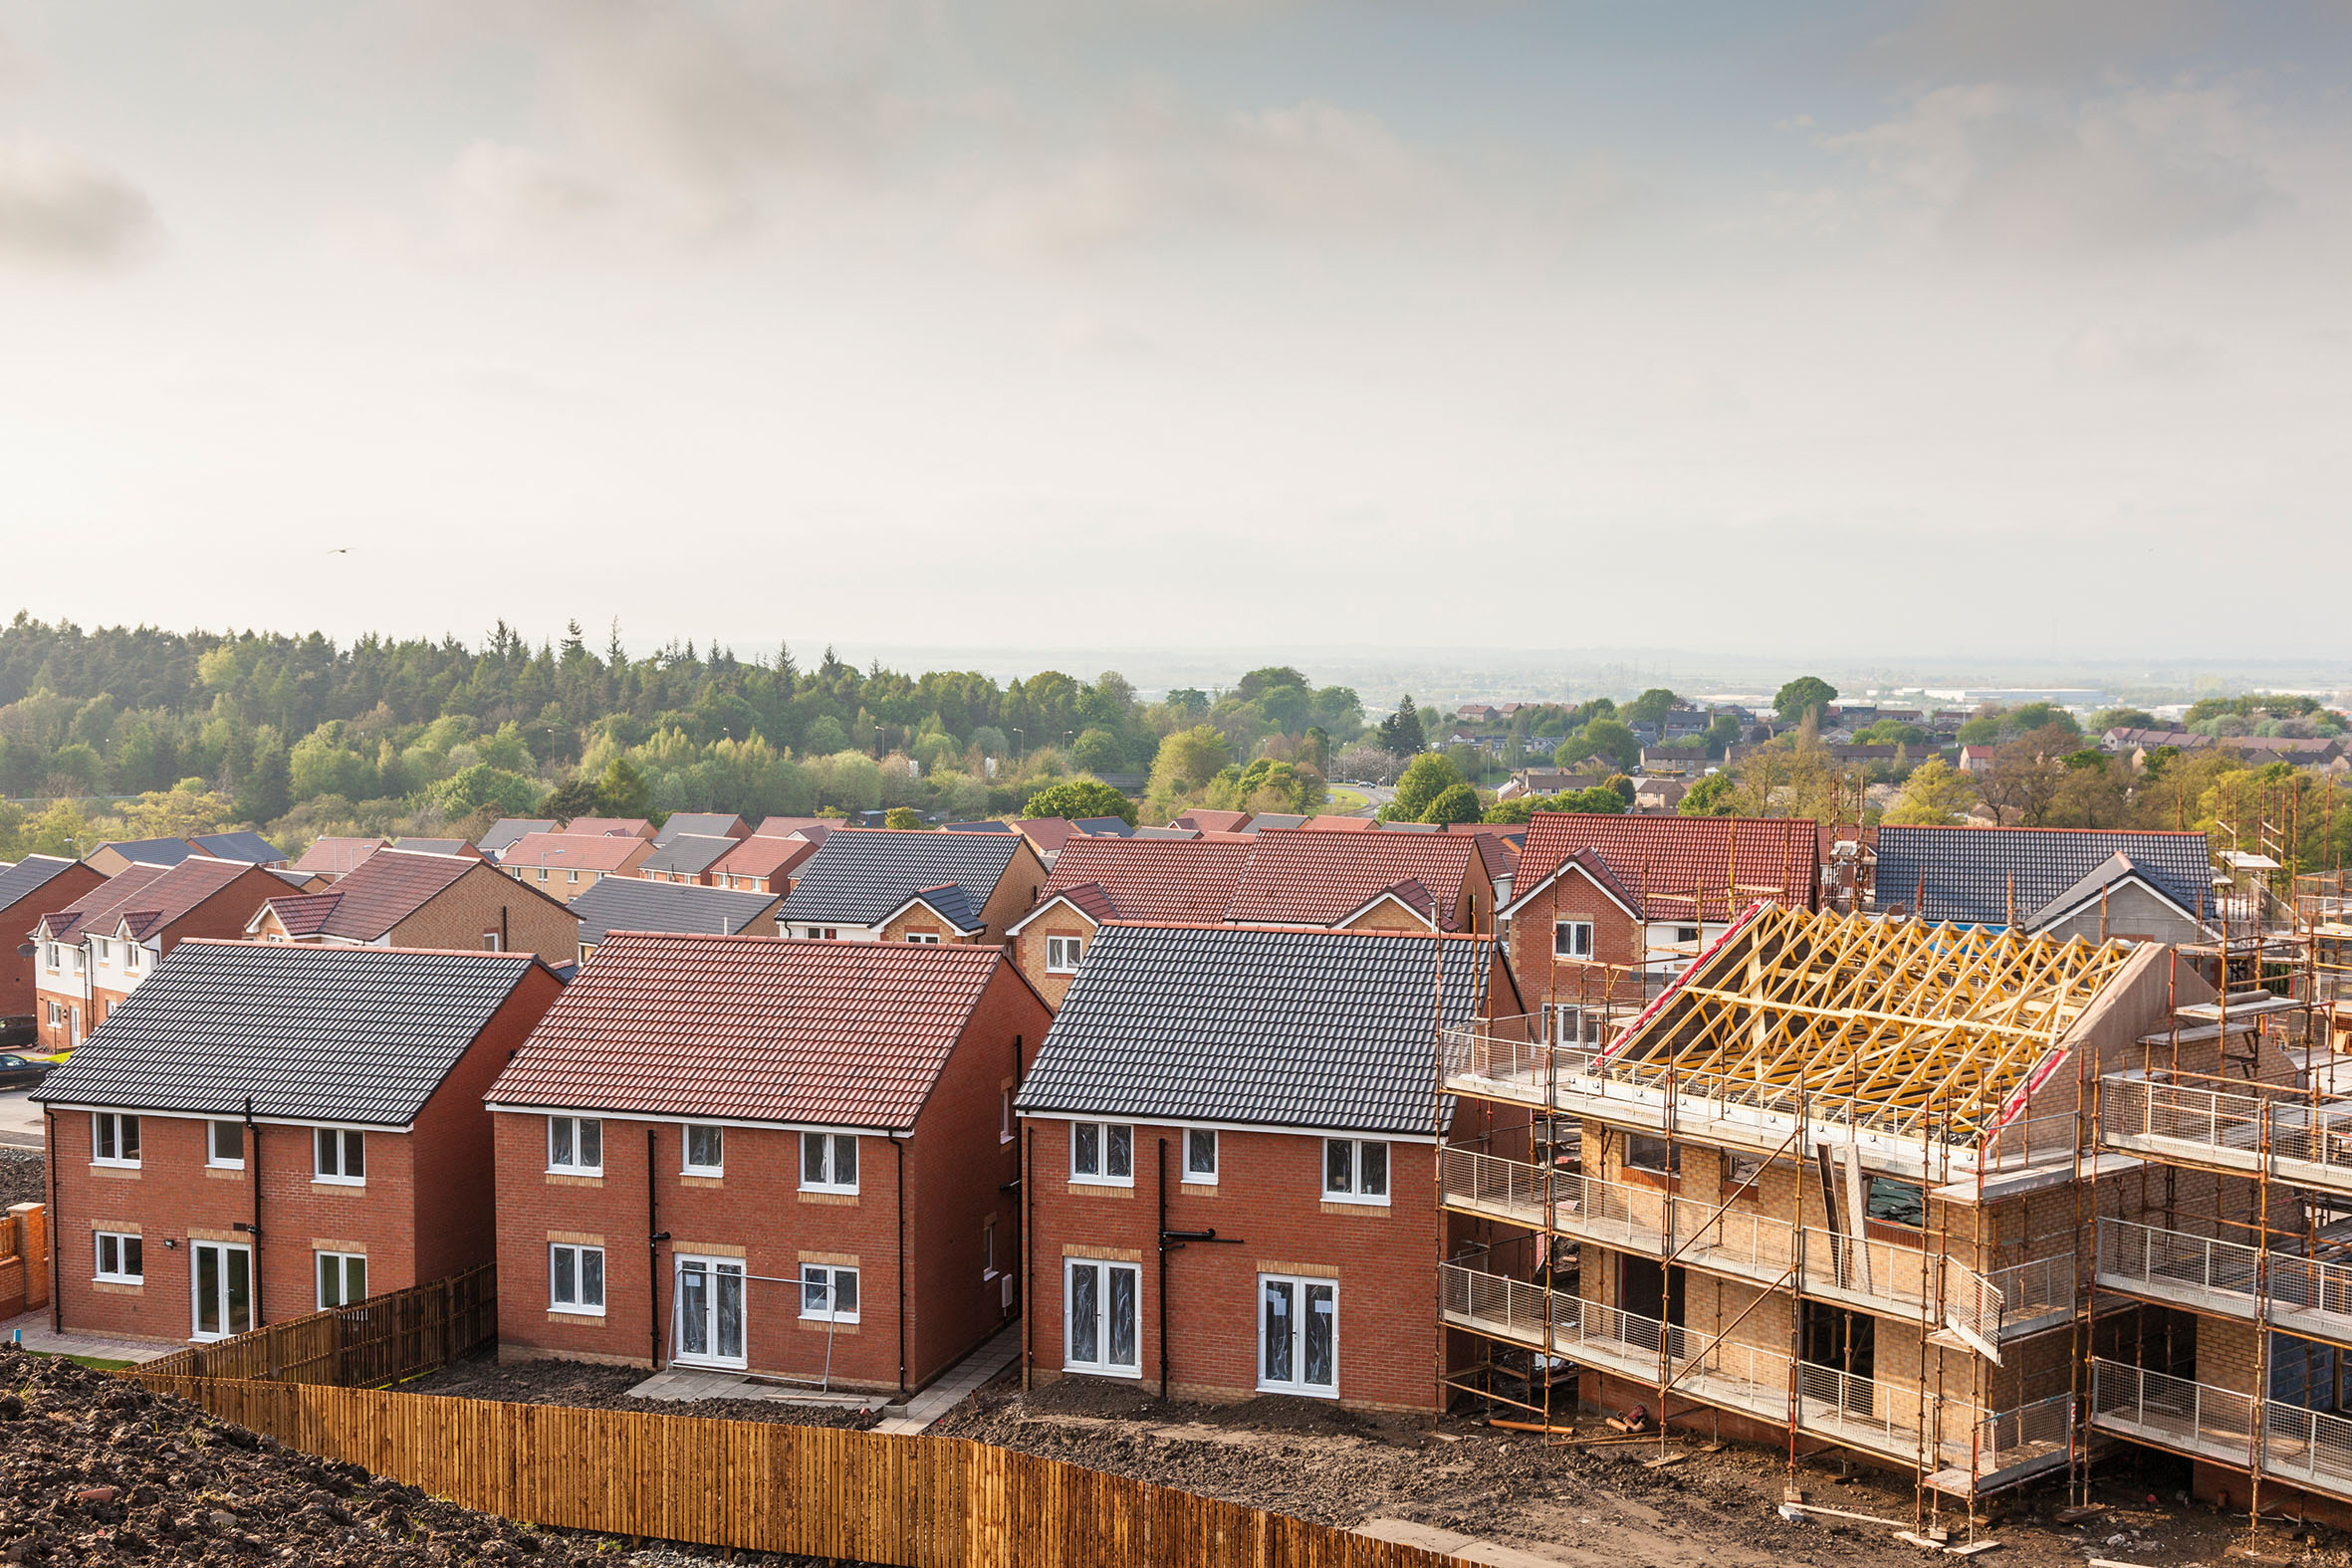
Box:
left=1062, top=1243, right=1144, bottom=1262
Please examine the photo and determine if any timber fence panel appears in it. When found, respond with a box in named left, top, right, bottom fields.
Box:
left=137, top=1263, right=497, bottom=1387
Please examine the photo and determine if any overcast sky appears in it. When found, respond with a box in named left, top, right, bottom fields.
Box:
left=3, top=2, right=2348, bottom=663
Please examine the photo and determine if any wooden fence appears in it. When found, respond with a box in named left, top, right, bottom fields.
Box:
left=138, top=1263, right=496, bottom=1386
left=126, top=1375, right=1468, bottom=1568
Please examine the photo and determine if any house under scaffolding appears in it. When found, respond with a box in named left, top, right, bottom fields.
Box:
left=1437, top=901, right=2200, bottom=1524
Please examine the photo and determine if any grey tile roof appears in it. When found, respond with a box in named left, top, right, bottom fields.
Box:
left=32, top=942, right=543, bottom=1125
left=1873, top=826, right=2213, bottom=929
left=894, top=882, right=982, bottom=934
left=1072, top=817, right=1134, bottom=837
left=1016, top=923, right=1504, bottom=1135
left=570, top=877, right=785, bottom=946
left=777, top=829, right=1024, bottom=928
left=654, top=813, right=747, bottom=847
left=638, top=835, right=738, bottom=878
left=190, top=830, right=284, bottom=863
left=96, top=837, right=196, bottom=867
left=0, top=854, right=80, bottom=912
left=479, top=819, right=556, bottom=858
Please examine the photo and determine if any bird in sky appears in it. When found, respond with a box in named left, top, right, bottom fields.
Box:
left=328, top=547, right=351, bottom=555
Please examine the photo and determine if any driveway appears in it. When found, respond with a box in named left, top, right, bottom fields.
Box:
left=0, top=1089, right=46, bottom=1150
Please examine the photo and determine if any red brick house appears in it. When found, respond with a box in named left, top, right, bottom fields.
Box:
left=32, top=942, right=563, bottom=1343
left=29, top=857, right=299, bottom=1051
left=1497, top=813, right=1819, bottom=1046
left=703, top=832, right=821, bottom=897
left=1016, top=922, right=1523, bottom=1412
left=245, top=848, right=581, bottom=967
left=0, top=856, right=106, bottom=1033
left=499, top=832, right=656, bottom=902
left=484, top=933, right=1053, bottom=1396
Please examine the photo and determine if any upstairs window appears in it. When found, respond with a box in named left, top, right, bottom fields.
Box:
left=1626, top=1135, right=1681, bottom=1176
left=684, top=1124, right=724, bottom=1177
left=208, top=1120, right=244, bottom=1169
left=801, top=1132, right=858, bottom=1194
left=1185, top=1128, right=1219, bottom=1184
left=123, top=943, right=140, bottom=971
left=1045, top=936, right=1083, bottom=975
left=315, top=1128, right=365, bottom=1185
left=548, top=1116, right=603, bottom=1176
left=1070, top=1122, right=1134, bottom=1187
left=92, top=1113, right=140, bottom=1167
left=1554, top=921, right=1594, bottom=959
left=1322, top=1138, right=1388, bottom=1204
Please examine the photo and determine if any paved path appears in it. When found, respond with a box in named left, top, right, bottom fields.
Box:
left=0, top=1306, right=173, bottom=1364
left=0, top=1090, right=46, bottom=1150
left=872, top=1321, right=1022, bottom=1436
left=1355, top=1518, right=1577, bottom=1566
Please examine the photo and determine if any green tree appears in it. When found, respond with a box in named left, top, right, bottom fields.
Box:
left=2088, top=707, right=2158, bottom=734
left=1024, top=778, right=1139, bottom=825
left=1883, top=758, right=1978, bottom=826
left=236, top=728, right=293, bottom=823
left=432, top=764, right=543, bottom=818
left=1376, top=695, right=1426, bottom=757
left=1623, top=688, right=1680, bottom=728
left=883, top=806, right=925, bottom=830
left=1070, top=728, right=1126, bottom=774
left=1383, top=753, right=1466, bottom=821
left=1772, top=677, right=1838, bottom=728
left=541, top=775, right=600, bottom=822
left=1422, top=783, right=1482, bottom=824
left=1678, top=772, right=1739, bottom=816
left=596, top=756, right=652, bottom=818
left=1557, top=717, right=1640, bottom=774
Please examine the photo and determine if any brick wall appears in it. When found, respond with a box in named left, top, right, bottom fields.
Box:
left=1011, top=906, right=1096, bottom=1008
left=975, top=843, right=1049, bottom=946
left=1022, top=1118, right=1441, bottom=1412
left=1506, top=870, right=1642, bottom=1014
left=385, top=865, right=581, bottom=968
left=0, top=868, right=104, bottom=1021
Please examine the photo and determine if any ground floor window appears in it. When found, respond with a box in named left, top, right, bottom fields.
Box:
left=317, top=1251, right=368, bottom=1309
left=551, top=1243, right=605, bottom=1314
left=675, top=1256, right=746, bottom=1368
left=94, top=1232, right=142, bottom=1283
left=1259, top=1273, right=1337, bottom=1398
left=800, top=1264, right=859, bottom=1323
left=1064, top=1258, right=1139, bottom=1377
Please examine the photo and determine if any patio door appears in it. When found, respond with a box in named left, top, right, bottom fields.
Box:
left=674, top=1255, right=747, bottom=1368
left=1258, top=1273, right=1337, bottom=1398
left=191, top=1241, right=253, bottom=1341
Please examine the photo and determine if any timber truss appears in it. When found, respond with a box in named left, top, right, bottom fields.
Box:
left=1605, top=903, right=2137, bottom=1145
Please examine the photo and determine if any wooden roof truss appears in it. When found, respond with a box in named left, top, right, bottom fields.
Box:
left=1611, top=903, right=2134, bottom=1144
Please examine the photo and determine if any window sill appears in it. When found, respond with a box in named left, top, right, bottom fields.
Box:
left=1065, top=1181, right=1135, bottom=1198
left=546, top=1172, right=604, bottom=1188
left=798, top=1317, right=860, bottom=1335
left=1257, top=1383, right=1338, bottom=1401
left=1062, top=1365, right=1142, bottom=1381
left=680, top=1174, right=723, bottom=1189
left=547, top=1308, right=606, bottom=1323
left=1319, top=1198, right=1390, bottom=1216
left=798, top=1185, right=858, bottom=1199
left=1179, top=1182, right=1219, bottom=1198
left=93, top=1279, right=143, bottom=1294
left=797, top=1191, right=858, bottom=1207
left=311, top=1178, right=366, bottom=1190
left=89, top=1166, right=140, bottom=1180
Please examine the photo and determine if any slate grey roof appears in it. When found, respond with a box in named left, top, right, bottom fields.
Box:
left=1072, top=817, right=1134, bottom=837
left=891, top=882, right=982, bottom=934
left=1016, top=923, right=1505, bottom=1135
left=654, top=813, right=747, bottom=847
left=96, top=837, right=196, bottom=867
left=0, top=854, right=80, bottom=912
left=777, top=829, right=1024, bottom=928
left=639, top=835, right=738, bottom=878
left=191, top=830, right=284, bottom=864
left=32, top=941, right=543, bottom=1126
left=941, top=820, right=1015, bottom=834
left=571, top=877, right=785, bottom=946
left=479, top=819, right=556, bottom=858
left=1873, top=826, right=2212, bottom=929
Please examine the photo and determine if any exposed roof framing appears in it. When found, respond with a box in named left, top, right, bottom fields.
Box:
left=1609, top=902, right=2136, bottom=1142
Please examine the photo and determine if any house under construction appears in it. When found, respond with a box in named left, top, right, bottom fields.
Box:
left=1436, top=901, right=2204, bottom=1522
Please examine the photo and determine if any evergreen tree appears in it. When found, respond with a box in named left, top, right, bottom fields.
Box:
left=1376, top=694, right=1426, bottom=756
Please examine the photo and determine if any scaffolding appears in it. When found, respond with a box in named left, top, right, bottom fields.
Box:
left=1437, top=903, right=2145, bottom=1527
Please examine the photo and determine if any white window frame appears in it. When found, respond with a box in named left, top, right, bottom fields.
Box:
left=1045, top=935, right=1083, bottom=975
left=1184, top=1127, right=1219, bottom=1185
left=93, top=937, right=110, bottom=963
left=1069, top=1121, right=1135, bottom=1187
left=800, top=1262, right=860, bottom=1324
left=801, top=1131, right=859, bottom=1195
left=567, top=869, right=580, bottom=884
left=805, top=927, right=840, bottom=940
left=1321, top=1137, right=1390, bottom=1206
left=905, top=931, right=941, bottom=944
left=482, top=932, right=503, bottom=952
left=1553, top=920, right=1595, bottom=959
left=44, top=943, right=59, bottom=972
left=548, top=1115, right=603, bottom=1176
left=683, top=1123, right=724, bottom=1177
left=94, top=1231, right=142, bottom=1284
left=550, top=1241, right=605, bottom=1315
left=1063, top=1257, right=1141, bottom=1378
left=189, top=1239, right=253, bottom=1342
left=208, top=1120, right=244, bottom=1170
left=123, top=941, right=140, bottom=971
left=1546, top=1003, right=1605, bottom=1047
left=92, top=1112, right=140, bottom=1168
left=1000, top=1087, right=1016, bottom=1145
left=317, top=1250, right=368, bottom=1309
left=314, top=1127, right=366, bottom=1186
left=1257, top=1272, right=1339, bottom=1399
left=673, top=1254, right=748, bottom=1369
left=983, top=1217, right=998, bottom=1281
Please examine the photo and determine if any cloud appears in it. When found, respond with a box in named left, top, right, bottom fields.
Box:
left=442, top=139, right=608, bottom=240
left=2058, top=324, right=2220, bottom=380
left=0, top=137, right=154, bottom=268
left=1819, top=81, right=2281, bottom=254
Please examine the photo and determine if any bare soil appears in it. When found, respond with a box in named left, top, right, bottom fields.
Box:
left=0, top=1147, right=45, bottom=1212
left=399, top=1347, right=884, bottom=1431
left=933, top=1371, right=2352, bottom=1568
left=0, top=1347, right=857, bottom=1565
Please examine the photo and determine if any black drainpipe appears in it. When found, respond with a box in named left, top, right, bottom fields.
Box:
left=894, top=1135, right=907, bottom=1401
left=244, top=1095, right=264, bottom=1328
left=647, top=1127, right=667, bottom=1369
left=47, top=1109, right=61, bottom=1334
left=1022, top=1124, right=1033, bottom=1390
left=1158, top=1137, right=1169, bottom=1398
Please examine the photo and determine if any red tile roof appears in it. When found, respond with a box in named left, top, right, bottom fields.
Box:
left=486, top=932, right=1011, bottom=1127
left=706, top=834, right=821, bottom=882
left=558, top=817, right=653, bottom=839
left=1294, top=815, right=1382, bottom=832
left=1225, top=830, right=1483, bottom=929
left=501, top=832, right=651, bottom=873
left=34, top=864, right=169, bottom=940
left=1173, top=809, right=1251, bottom=833
left=1032, top=837, right=1255, bottom=925
left=289, top=837, right=384, bottom=877
left=1013, top=818, right=1079, bottom=855
left=751, top=817, right=838, bottom=840
left=1510, top=813, right=1820, bottom=922
left=37, top=858, right=279, bottom=942
left=252, top=849, right=490, bottom=942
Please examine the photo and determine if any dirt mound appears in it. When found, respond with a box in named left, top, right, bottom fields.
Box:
left=399, top=1349, right=882, bottom=1430
left=0, top=1349, right=847, bottom=1565
left=0, top=1148, right=43, bottom=1213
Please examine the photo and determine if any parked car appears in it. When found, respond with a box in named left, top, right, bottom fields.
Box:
left=0, top=1054, right=57, bottom=1090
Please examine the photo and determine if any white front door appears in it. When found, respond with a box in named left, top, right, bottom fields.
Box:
left=674, top=1255, right=747, bottom=1368
left=1258, top=1273, right=1337, bottom=1398
left=191, top=1241, right=253, bottom=1341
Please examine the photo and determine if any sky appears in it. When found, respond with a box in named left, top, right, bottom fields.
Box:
left=2, top=1, right=2349, bottom=664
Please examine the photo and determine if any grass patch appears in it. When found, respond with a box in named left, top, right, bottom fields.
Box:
left=1326, top=787, right=1369, bottom=812
left=21, top=1350, right=135, bottom=1371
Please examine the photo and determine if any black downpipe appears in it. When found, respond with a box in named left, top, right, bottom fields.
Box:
left=245, top=1095, right=264, bottom=1328
left=1022, top=1125, right=1033, bottom=1390
left=47, top=1109, right=61, bottom=1334
left=1158, top=1137, right=1169, bottom=1398
left=894, top=1136, right=907, bottom=1401
left=647, top=1127, right=665, bottom=1369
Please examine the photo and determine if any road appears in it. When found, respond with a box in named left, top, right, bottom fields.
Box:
left=1334, top=783, right=1394, bottom=818
left=0, top=1089, right=45, bottom=1149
